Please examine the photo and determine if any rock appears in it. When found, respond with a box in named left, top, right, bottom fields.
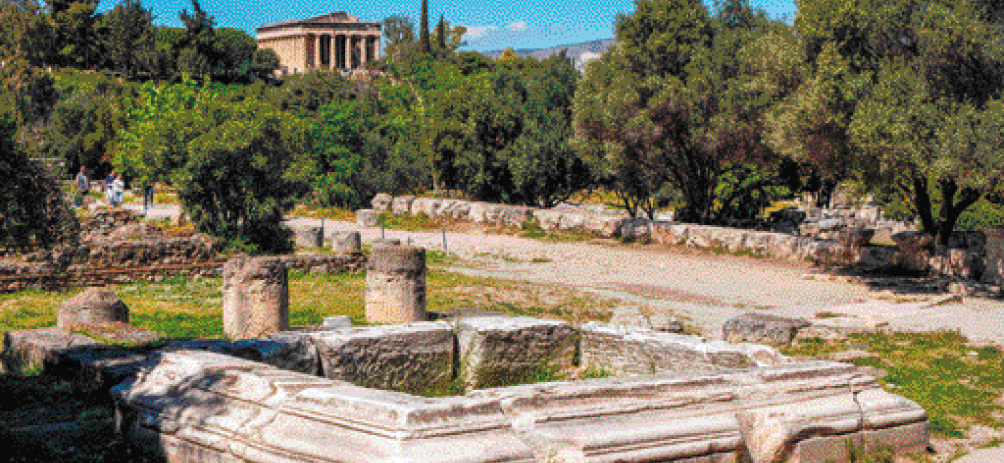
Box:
left=582, top=215, right=628, bottom=239
left=892, top=232, right=935, bottom=272
left=371, top=193, right=393, bottom=212
left=106, top=222, right=165, bottom=242
left=456, top=316, right=577, bottom=389
left=410, top=197, right=442, bottom=218
left=332, top=231, right=362, bottom=253
left=294, top=226, right=324, bottom=248
left=985, top=227, right=1004, bottom=286
left=232, top=331, right=321, bottom=375
left=391, top=195, right=415, bottom=215
left=930, top=248, right=983, bottom=279
left=355, top=209, right=380, bottom=227
left=323, top=315, right=352, bottom=328
left=57, top=287, right=130, bottom=329
left=620, top=218, right=652, bottom=242
left=609, top=306, right=685, bottom=333
left=722, top=313, right=810, bottom=346
left=838, top=228, right=876, bottom=248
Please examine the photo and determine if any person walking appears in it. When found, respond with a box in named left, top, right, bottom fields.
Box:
left=105, top=171, right=115, bottom=205
left=112, top=173, right=125, bottom=207
left=74, top=166, right=90, bottom=207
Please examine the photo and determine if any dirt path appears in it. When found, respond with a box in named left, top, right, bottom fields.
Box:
left=129, top=204, right=1004, bottom=343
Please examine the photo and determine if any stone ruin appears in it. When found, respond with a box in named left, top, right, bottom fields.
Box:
left=0, top=236, right=931, bottom=462
left=4, top=312, right=930, bottom=463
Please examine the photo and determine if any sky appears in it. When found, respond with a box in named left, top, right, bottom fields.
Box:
left=95, top=0, right=797, bottom=52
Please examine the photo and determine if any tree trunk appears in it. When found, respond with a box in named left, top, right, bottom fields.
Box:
left=935, top=179, right=981, bottom=247
left=913, top=177, right=937, bottom=236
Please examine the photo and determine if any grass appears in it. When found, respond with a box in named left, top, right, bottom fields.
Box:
left=783, top=330, right=1004, bottom=439
left=377, top=211, right=443, bottom=231
left=814, top=311, right=844, bottom=319
left=290, top=204, right=356, bottom=222
left=515, top=219, right=597, bottom=243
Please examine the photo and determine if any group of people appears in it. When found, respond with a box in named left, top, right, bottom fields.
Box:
left=74, top=167, right=126, bottom=207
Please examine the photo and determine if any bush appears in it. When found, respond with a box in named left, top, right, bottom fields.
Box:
left=174, top=98, right=298, bottom=254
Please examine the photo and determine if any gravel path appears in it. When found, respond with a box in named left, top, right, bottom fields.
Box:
left=129, top=204, right=1004, bottom=343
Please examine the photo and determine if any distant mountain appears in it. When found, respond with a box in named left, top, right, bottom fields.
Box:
left=480, top=38, right=615, bottom=70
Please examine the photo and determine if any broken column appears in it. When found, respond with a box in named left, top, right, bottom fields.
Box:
left=223, top=256, right=289, bottom=340
left=294, top=226, right=324, bottom=248
left=365, top=244, right=426, bottom=324
left=333, top=231, right=362, bottom=253
left=985, top=227, right=1004, bottom=286
left=57, top=287, right=130, bottom=328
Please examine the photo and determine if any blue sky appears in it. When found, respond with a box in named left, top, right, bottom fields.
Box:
left=96, top=0, right=797, bottom=52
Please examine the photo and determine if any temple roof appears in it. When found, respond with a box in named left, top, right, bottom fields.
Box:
left=256, top=12, right=381, bottom=31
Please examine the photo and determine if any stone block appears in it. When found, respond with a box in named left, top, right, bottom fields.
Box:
left=854, top=246, right=901, bottom=269
left=294, top=226, right=324, bottom=248
left=457, top=316, right=577, bottom=389
left=838, top=228, right=875, bottom=248
left=609, top=306, right=684, bottom=333
left=984, top=227, right=1004, bottom=285
left=332, top=231, right=362, bottom=253
left=222, top=256, right=289, bottom=340
left=582, top=215, right=628, bottom=238
left=533, top=209, right=564, bottom=230
left=2, top=327, right=101, bottom=374
left=391, top=195, right=416, bottom=215
left=722, top=313, right=811, bottom=346
left=323, top=315, right=352, bottom=328
left=371, top=193, right=393, bottom=212
left=496, top=205, right=533, bottom=227
left=930, top=248, right=982, bottom=279
left=356, top=209, right=380, bottom=227
left=57, top=287, right=130, bottom=329
left=559, top=212, right=587, bottom=231
left=621, top=218, right=652, bottom=241
left=438, top=200, right=472, bottom=220
left=893, top=232, right=935, bottom=272
left=410, top=197, right=442, bottom=218
left=307, top=321, right=454, bottom=393
left=579, top=322, right=731, bottom=375
left=365, top=244, right=427, bottom=324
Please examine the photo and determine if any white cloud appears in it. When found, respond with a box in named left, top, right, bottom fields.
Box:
left=463, top=25, right=498, bottom=39
left=506, top=21, right=527, bottom=32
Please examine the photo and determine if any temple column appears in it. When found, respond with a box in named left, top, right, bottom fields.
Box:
left=306, top=34, right=316, bottom=69
left=361, top=35, right=369, bottom=68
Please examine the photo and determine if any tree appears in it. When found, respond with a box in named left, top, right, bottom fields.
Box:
left=98, top=0, right=156, bottom=77
left=45, top=0, right=102, bottom=68
left=251, top=48, right=280, bottom=79
left=419, top=0, right=430, bottom=53
left=574, top=0, right=782, bottom=222
left=774, top=0, right=1004, bottom=244
left=176, top=98, right=298, bottom=254
left=508, top=52, right=593, bottom=207
left=176, top=0, right=215, bottom=78
left=1, top=0, right=57, bottom=68
left=48, top=86, right=122, bottom=172
left=383, top=14, right=415, bottom=53
left=213, top=27, right=256, bottom=81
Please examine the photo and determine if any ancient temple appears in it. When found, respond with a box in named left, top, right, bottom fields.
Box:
left=255, top=12, right=382, bottom=75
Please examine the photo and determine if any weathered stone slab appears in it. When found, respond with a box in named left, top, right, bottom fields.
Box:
left=620, top=218, right=652, bottom=241
left=307, top=321, right=454, bottom=394
left=722, top=313, right=811, bottom=346
left=322, top=315, right=352, bottom=328
left=893, top=231, right=935, bottom=272
left=332, top=231, right=362, bottom=253
left=580, top=322, right=780, bottom=375
left=457, top=316, right=577, bottom=389
left=496, top=205, right=533, bottom=227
